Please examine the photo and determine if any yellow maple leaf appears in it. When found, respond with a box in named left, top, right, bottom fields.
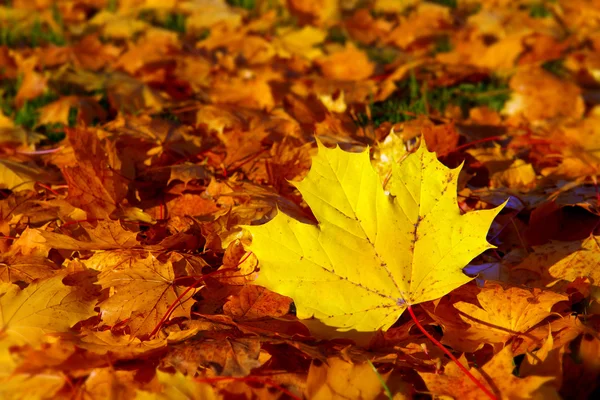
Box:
left=0, top=373, right=66, bottom=400
left=305, top=357, right=410, bottom=399
left=246, top=141, right=504, bottom=332
left=136, top=370, right=219, bottom=400
left=0, top=273, right=97, bottom=345
left=0, top=159, right=48, bottom=191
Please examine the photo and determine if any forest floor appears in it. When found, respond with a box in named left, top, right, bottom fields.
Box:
left=1, top=0, right=600, bottom=399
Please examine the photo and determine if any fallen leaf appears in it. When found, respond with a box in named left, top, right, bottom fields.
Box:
left=503, top=67, right=584, bottom=123
left=273, top=26, right=327, bottom=60
left=0, top=253, right=57, bottom=283
left=0, top=159, right=48, bottom=191
left=74, top=330, right=167, bottom=360
left=0, top=273, right=97, bottom=345
left=513, top=235, right=600, bottom=290
left=223, top=286, right=292, bottom=320
left=305, top=357, right=410, bottom=400
left=105, top=72, right=168, bottom=114
left=520, top=331, right=565, bottom=389
left=14, top=56, right=48, bottom=107
left=37, top=95, right=106, bottom=127
left=246, top=141, right=504, bottom=332
left=419, top=346, right=554, bottom=399
left=82, top=368, right=141, bottom=400
left=30, top=220, right=140, bottom=251
left=2, top=1, right=599, bottom=397
left=543, top=116, right=600, bottom=179
left=316, top=43, right=374, bottom=81
left=136, top=370, right=219, bottom=400
left=186, top=0, right=241, bottom=32
left=287, top=0, right=339, bottom=27
left=166, top=162, right=211, bottom=186
left=0, top=373, right=66, bottom=400
left=468, top=146, right=537, bottom=190
left=61, top=127, right=129, bottom=219
left=453, top=285, right=567, bottom=348
left=98, top=255, right=198, bottom=338
left=164, top=337, right=265, bottom=377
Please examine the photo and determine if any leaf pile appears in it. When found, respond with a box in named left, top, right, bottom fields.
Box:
left=2, top=0, right=600, bottom=399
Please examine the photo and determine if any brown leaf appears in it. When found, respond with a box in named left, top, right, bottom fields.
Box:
left=164, top=337, right=266, bottom=377
left=62, top=127, right=129, bottom=219
left=224, top=286, right=292, bottom=320
left=98, top=255, right=198, bottom=338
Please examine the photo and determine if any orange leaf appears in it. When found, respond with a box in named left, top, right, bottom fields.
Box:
left=98, top=255, right=198, bottom=338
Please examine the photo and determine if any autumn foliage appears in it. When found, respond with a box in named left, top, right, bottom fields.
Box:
left=1, top=0, right=600, bottom=399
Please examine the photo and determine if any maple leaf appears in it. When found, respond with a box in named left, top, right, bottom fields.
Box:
left=98, top=255, right=198, bottom=338
left=451, top=285, right=567, bottom=350
left=0, top=159, right=48, bottom=191
left=502, top=67, right=584, bottom=123
left=0, top=273, right=97, bottom=345
left=246, top=141, right=504, bottom=332
left=273, top=26, right=327, bottom=60
left=223, top=286, right=292, bottom=321
left=513, top=234, right=600, bottom=290
left=74, top=330, right=167, bottom=360
left=31, top=220, right=140, bottom=251
left=520, top=332, right=565, bottom=389
left=305, top=357, right=409, bottom=399
left=83, top=368, right=140, bottom=400
left=165, top=337, right=265, bottom=377
left=0, top=373, right=66, bottom=400
left=105, top=72, right=168, bottom=114
left=166, top=162, right=211, bottom=186
left=419, top=346, right=555, bottom=399
left=14, top=56, right=48, bottom=107
left=61, top=127, right=129, bottom=219
left=316, top=43, right=375, bottom=81
left=37, top=95, right=106, bottom=126
left=0, top=252, right=57, bottom=283
left=136, top=370, right=218, bottom=400
left=467, top=146, right=537, bottom=190
left=81, top=250, right=148, bottom=273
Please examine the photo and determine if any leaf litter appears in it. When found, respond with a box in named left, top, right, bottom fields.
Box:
left=1, top=0, right=600, bottom=399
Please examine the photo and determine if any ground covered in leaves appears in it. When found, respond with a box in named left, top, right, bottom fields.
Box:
left=1, top=0, right=600, bottom=399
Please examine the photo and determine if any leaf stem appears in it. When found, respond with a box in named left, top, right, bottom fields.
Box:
left=17, top=146, right=63, bottom=155
left=149, top=278, right=202, bottom=338
left=150, top=252, right=256, bottom=337
left=407, top=305, right=497, bottom=400
left=449, top=135, right=505, bottom=155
